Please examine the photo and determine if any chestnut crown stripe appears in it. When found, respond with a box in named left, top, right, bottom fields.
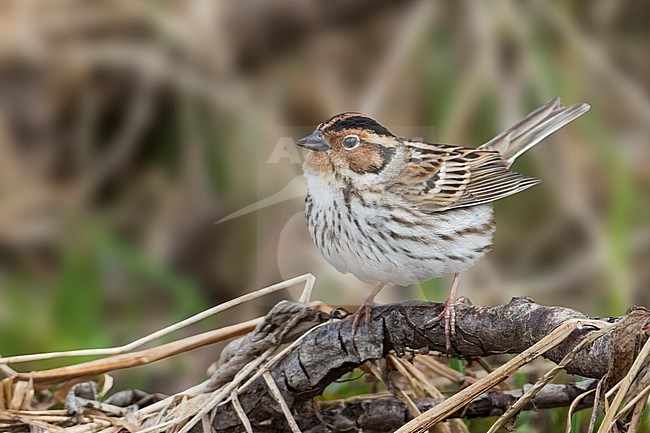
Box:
left=318, top=112, right=395, bottom=137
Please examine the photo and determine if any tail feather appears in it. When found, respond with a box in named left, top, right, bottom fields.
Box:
left=479, top=98, right=590, bottom=167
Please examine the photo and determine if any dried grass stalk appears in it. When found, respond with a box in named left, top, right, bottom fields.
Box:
left=396, top=319, right=605, bottom=433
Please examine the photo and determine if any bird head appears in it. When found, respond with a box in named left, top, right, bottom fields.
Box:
left=297, top=113, right=401, bottom=184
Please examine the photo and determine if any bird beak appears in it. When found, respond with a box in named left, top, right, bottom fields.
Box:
left=296, top=131, right=329, bottom=151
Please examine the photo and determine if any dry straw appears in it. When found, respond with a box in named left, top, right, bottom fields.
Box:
left=1, top=274, right=647, bottom=433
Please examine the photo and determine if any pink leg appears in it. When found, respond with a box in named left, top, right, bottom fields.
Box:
left=425, top=273, right=460, bottom=352
left=349, top=283, right=385, bottom=337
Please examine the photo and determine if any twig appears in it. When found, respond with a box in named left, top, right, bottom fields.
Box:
left=613, top=383, right=650, bottom=423
left=415, top=356, right=476, bottom=387
left=3, top=297, right=647, bottom=432
left=10, top=414, right=68, bottom=433
left=204, top=300, right=329, bottom=392
left=588, top=375, right=606, bottom=433
left=11, top=318, right=260, bottom=386
left=598, top=336, right=650, bottom=433
left=566, top=389, right=597, bottom=433
left=487, top=323, right=612, bottom=433
left=310, top=380, right=599, bottom=431
left=476, top=358, right=495, bottom=375
left=0, top=356, right=17, bottom=378
left=201, top=416, right=213, bottom=433
left=173, top=302, right=327, bottom=433
left=627, top=397, right=647, bottom=433
left=391, top=355, right=469, bottom=433
left=263, top=371, right=302, bottom=433
left=232, top=320, right=334, bottom=396
left=230, top=391, right=253, bottom=433
left=389, top=355, right=427, bottom=399
left=395, top=387, right=425, bottom=420
left=0, top=274, right=315, bottom=366
left=389, top=355, right=452, bottom=433
left=396, top=319, right=603, bottom=433
left=203, top=299, right=647, bottom=431
left=147, top=348, right=274, bottom=433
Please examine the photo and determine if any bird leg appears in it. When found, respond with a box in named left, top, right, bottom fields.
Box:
left=425, top=272, right=461, bottom=353
left=349, top=283, right=385, bottom=337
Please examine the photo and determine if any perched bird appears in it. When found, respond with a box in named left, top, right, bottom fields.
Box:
left=297, top=98, right=590, bottom=349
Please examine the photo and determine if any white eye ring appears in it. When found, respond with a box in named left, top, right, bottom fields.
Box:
left=342, top=134, right=360, bottom=150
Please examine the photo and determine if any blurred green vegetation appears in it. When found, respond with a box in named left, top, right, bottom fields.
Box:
left=2, top=222, right=207, bottom=374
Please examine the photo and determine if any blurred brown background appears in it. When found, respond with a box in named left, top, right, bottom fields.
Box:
left=0, top=0, right=648, bottom=404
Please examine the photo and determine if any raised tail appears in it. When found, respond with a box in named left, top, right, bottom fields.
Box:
left=479, top=98, right=590, bottom=167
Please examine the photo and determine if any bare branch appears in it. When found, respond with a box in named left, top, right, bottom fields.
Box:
left=203, top=298, right=648, bottom=432
left=310, top=380, right=598, bottom=432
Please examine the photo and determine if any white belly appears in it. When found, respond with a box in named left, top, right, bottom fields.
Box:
left=305, top=178, right=495, bottom=286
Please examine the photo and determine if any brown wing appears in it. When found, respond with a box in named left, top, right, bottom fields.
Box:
left=392, top=141, right=540, bottom=213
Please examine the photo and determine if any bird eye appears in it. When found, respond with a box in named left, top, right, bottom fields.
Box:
left=342, top=134, right=360, bottom=150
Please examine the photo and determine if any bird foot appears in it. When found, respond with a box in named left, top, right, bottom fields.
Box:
left=348, top=299, right=377, bottom=338
left=425, top=296, right=467, bottom=353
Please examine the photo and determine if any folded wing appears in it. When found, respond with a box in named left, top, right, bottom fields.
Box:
left=392, top=142, right=540, bottom=213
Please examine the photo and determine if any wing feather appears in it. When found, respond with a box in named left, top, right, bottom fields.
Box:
left=393, top=141, right=540, bottom=212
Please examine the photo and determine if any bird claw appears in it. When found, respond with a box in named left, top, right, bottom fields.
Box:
left=348, top=301, right=376, bottom=338
left=425, top=297, right=459, bottom=353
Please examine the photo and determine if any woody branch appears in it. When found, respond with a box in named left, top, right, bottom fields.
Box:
left=198, top=298, right=649, bottom=433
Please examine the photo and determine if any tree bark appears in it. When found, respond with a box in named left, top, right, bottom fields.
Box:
left=198, top=298, right=649, bottom=433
